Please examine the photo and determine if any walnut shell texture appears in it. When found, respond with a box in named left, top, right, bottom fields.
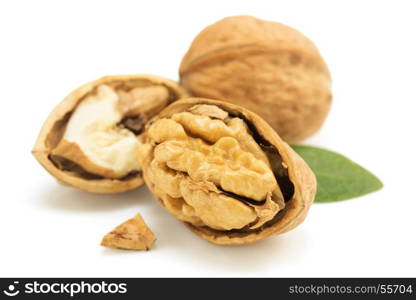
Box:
left=180, top=15, right=332, bottom=144
left=139, top=98, right=316, bottom=245
left=33, top=74, right=188, bottom=194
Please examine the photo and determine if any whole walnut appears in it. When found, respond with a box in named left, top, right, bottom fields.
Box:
left=179, top=15, right=332, bottom=143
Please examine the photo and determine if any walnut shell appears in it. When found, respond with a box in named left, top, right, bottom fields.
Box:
left=101, top=213, right=156, bottom=250
left=139, top=98, right=316, bottom=245
left=180, top=15, right=332, bottom=144
left=33, top=74, right=188, bottom=194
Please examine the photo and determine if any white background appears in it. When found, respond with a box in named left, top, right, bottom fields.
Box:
left=1, top=0, right=415, bottom=277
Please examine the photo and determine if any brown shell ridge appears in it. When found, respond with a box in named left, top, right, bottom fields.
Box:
left=180, top=45, right=328, bottom=76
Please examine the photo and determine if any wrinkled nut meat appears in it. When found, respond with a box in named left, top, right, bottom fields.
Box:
left=33, top=75, right=188, bottom=193
left=101, top=213, right=156, bottom=250
left=180, top=15, right=332, bottom=144
left=139, top=98, right=316, bottom=245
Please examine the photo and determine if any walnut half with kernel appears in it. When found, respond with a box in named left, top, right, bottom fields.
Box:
left=139, top=98, right=316, bottom=245
left=33, top=75, right=188, bottom=193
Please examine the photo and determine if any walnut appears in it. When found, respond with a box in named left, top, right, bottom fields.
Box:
left=139, top=98, right=316, bottom=245
left=101, top=214, right=156, bottom=250
left=179, top=15, right=332, bottom=144
left=32, top=75, right=188, bottom=193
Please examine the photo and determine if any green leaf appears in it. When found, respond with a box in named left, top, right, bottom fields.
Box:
left=291, top=145, right=383, bottom=203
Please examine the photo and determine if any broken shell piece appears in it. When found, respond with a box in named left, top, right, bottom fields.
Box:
left=139, top=98, right=316, bottom=245
left=33, top=75, right=188, bottom=193
left=101, top=213, right=156, bottom=251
